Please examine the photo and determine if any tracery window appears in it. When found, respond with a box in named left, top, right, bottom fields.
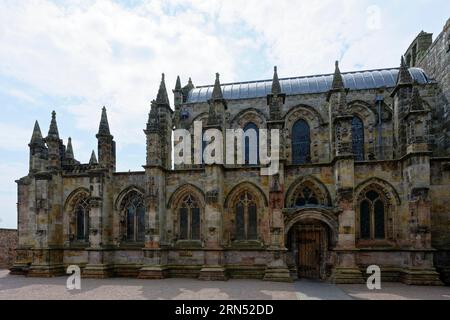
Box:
left=359, top=190, right=386, bottom=240
left=292, top=119, right=311, bottom=165
left=235, top=191, right=258, bottom=240
left=243, top=122, right=259, bottom=165
left=292, top=186, right=319, bottom=207
left=121, top=191, right=146, bottom=242
left=352, top=116, right=365, bottom=161
left=75, top=197, right=89, bottom=241
left=178, top=194, right=201, bottom=240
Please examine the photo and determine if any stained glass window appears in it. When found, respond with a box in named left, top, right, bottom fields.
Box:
left=359, top=190, right=386, bottom=240
left=292, top=120, right=311, bottom=164
left=74, top=197, right=89, bottom=241
left=352, top=116, right=365, bottom=161
left=122, top=192, right=145, bottom=242
left=179, top=194, right=201, bottom=240
left=235, top=191, right=258, bottom=240
left=244, top=122, right=259, bottom=165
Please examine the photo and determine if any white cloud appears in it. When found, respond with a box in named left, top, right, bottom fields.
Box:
left=0, top=123, right=31, bottom=152
left=1, top=0, right=447, bottom=151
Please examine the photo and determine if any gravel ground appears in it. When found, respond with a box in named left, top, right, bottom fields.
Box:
left=0, top=270, right=449, bottom=300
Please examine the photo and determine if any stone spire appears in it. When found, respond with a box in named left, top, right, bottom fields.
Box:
left=156, top=73, right=170, bottom=105
left=65, top=137, right=74, bottom=159
left=29, top=121, right=45, bottom=147
left=98, top=106, right=111, bottom=136
left=397, top=56, right=413, bottom=86
left=175, top=75, right=182, bottom=91
left=331, top=61, right=345, bottom=90
left=271, top=66, right=282, bottom=95
left=47, top=111, right=60, bottom=139
left=211, top=73, right=224, bottom=101
left=89, top=150, right=98, bottom=165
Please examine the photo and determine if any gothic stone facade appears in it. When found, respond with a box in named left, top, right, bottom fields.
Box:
left=12, top=20, right=450, bottom=284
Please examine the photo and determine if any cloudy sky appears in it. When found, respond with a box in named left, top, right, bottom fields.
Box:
left=0, top=0, right=449, bottom=228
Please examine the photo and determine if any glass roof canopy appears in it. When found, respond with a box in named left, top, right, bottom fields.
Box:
left=186, top=68, right=431, bottom=104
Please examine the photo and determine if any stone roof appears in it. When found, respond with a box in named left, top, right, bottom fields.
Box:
left=186, top=67, right=431, bottom=104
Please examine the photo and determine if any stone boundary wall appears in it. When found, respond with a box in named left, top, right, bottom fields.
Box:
left=0, top=229, right=18, bottom=268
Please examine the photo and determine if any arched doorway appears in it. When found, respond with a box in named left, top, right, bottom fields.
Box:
left=285, top=211, right=338, bottom=280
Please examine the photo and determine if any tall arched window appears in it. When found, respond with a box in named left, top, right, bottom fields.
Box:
left=359, top=190, right=386, bottom=240
left=243, top=122, right=259, bottom=165
left=178, top=194, right=201, bottom=240
left=292, top=120, right=311, bottom=165
left=75, top=197, right=89, bottom=241
left=122, top=192, right=146, bottom=242
left=352, top=116, right=365, bottom=161
left=235, top=191, right=258, bottom=240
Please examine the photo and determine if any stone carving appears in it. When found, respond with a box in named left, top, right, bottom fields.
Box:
left=206, top=190, right=219, bottom=205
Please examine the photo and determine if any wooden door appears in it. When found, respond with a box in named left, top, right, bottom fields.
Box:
left=298, top=230, right=321, bottom=279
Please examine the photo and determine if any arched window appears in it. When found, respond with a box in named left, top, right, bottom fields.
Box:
left=352, top=116, right=365, bottom=161
left=292, top=120, right=311, bottom=165
left=121, top=192, right=146, bottom=242
left=178, top=194, right=201, bottom=240
left=359, top=190, right=386, bottom=240
left=235, top=191, right=258, bottom=240
left=243, top=122, right=259, bottom=165
left=75, top=197, right=89, bottom=241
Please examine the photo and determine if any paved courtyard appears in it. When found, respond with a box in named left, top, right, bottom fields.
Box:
left=0, top=270, right=449, bottom=300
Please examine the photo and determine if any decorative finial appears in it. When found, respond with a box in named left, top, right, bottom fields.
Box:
left=271, top=65, right=282, bottom=95
left=98, top=106, right=111, bottom=136
left=331, top=60, right=345, bottom=90
left=397, top=56, right=413, bottom=86
left=211, top=72, right=224, bottom=101
left=47, top=110, right=60, bottom=139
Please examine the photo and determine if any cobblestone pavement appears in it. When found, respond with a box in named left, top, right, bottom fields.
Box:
left=0, top=270, right=449, bottom=300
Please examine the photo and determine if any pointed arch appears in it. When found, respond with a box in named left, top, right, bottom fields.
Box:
left=64, top=187, right=90, bottom=211
left=285, top=176, right=332, bottom=208
left=224, top=181, right=269, bottom=209
left=167, top=183, right=206, bottom=209
left=114, top=185, right=146, bottom=211
left=354, top=177, right=401, bottom=206
left=189, top=112, right=209, bottom=129
left=229, top=108, right=268, bottom=129
left=284, top=104, right=325, bottom=126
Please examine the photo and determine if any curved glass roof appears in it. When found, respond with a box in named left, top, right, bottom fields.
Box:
left=186, top=68, right=431, bottom=104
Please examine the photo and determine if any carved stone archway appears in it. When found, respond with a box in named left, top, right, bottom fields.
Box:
left=284, top=208, right=338, bottom=280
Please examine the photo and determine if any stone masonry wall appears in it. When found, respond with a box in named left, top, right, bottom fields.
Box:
left=0, top=229, right=18, bottom=268
left=416, top=18, right=450, bottom=154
